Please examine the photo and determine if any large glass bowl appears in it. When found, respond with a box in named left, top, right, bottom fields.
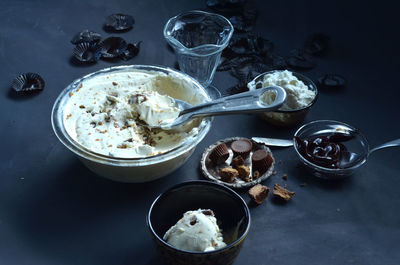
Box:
left=51, top=65, right=212, bottom=182
left=248, top=70, right=318, bottom=126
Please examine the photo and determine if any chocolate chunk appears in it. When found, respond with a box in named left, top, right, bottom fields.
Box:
left=282, top=174, right=288, bottom=180
left=273, top=184, right=295, bottom=201
left=252, top=149, right=273, bottom=174
left=231, top=139, right=252, bottom=159
left=201, top=209, right=214, bottom=216
left=248, top=184, right=270, bottom=205
left=231, top=155, right=245, bottom=168
left=218, top=167, right=238, bottom=183
left=209, top=143, right=229, bottom=165
left=190, top=215, right=197, bottom=225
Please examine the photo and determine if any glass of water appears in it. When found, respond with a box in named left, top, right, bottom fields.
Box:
left=163, top=10, right=234, bottom=98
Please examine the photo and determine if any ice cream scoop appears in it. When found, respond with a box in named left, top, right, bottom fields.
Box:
left=146, top=86, right=287, bottom=130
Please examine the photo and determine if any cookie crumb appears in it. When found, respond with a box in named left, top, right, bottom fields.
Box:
left=248, top=184, right=270, bottom=205
left=218, top=167, right=238, bottom=183
left=231, top=155, right=245, bottom=168
left=236, top=165, right=251, bottom=182
left=273, top=184, right=295, bottom=201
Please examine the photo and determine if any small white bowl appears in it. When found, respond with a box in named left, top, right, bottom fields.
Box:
left=51, top=65, right=212, bottom=182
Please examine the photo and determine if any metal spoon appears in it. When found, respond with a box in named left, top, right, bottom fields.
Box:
left=340, top=138, right=400, bottom=167
left=148, top=85, right=287, bottom=130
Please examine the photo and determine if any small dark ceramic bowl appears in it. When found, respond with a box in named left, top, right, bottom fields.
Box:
left=147, top=180, right=251, bottom=265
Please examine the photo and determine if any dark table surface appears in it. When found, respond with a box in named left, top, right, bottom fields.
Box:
left=1, top=0, right=399, bottom=264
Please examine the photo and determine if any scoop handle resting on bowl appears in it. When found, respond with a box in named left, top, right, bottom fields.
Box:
left=165, top=86, right=286, bottom=129
left=370, top=138, right=400, bottom=154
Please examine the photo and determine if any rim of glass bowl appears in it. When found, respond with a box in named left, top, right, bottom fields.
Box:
left=163, top=10, right=234, bottom=56
left=248, top=70, right=319, bottom=113
left=293, top=120, right=370, bottom=173
left=51, top=65, right=212, bottom=167
left=146, top=180, right=251, bottom=255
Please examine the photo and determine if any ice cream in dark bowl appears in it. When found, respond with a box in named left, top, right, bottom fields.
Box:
left=147, top=180, right=251, bottom=265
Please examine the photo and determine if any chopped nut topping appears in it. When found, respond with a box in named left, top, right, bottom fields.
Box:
left=79, top=105, right=85, bottom=109
left=69, top=92, right=74, bottom=97
left=66, top=114, right=72, bottom=119
left=78, top=83, right=83, bottom=88
left=201, top=209, right=214, bottom=216
left=117, top=144, right=128, bottom=149
left=112, top=82, right=118, bottom=86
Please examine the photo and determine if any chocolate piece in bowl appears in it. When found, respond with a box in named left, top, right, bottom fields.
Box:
left=209, top=143, right=229, bottom=165
left=231, top=138, right=252, bottom=159
left=248, top=184, right=270, bottom=205
left=231, top=155, right=245, bottom=168
left=252, top=149, right=274, bottom=174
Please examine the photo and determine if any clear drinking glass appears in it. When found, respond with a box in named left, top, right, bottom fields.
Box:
left=163, top=10, right=234, bottom=97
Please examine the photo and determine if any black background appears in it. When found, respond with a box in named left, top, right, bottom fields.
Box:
left=1, top=0, right=399, bottom=264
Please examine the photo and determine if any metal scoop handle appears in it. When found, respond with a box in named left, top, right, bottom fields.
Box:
left=179, top=85, right=286, bottom=119
left=370, top=138, right=400, bottom=154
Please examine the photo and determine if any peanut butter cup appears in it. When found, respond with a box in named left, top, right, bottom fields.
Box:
left=208, top=143, right=229, bottom=165
left=231, top=139, right=252, bottom=159
left=252, top=149, right=273, bottom=174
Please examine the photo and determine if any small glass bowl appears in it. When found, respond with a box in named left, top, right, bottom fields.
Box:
left=247, top=70, right=318, bottom=127
left=293, top=120, right=370, bottom=179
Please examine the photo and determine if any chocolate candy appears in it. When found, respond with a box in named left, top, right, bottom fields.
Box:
left=231, top=139, right=252, bottom=159
left=251, top=149, right=273, bottom=174
left=209, top=143, right=229, bottom=165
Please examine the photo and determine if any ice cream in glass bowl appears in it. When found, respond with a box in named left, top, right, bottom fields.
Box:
left=247, top=70, right=318, bottom=126
left=51, top=65, right=212, bottom=182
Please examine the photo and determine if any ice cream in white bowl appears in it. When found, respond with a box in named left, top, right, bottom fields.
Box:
left=51, top=65, right=212, bottom=182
